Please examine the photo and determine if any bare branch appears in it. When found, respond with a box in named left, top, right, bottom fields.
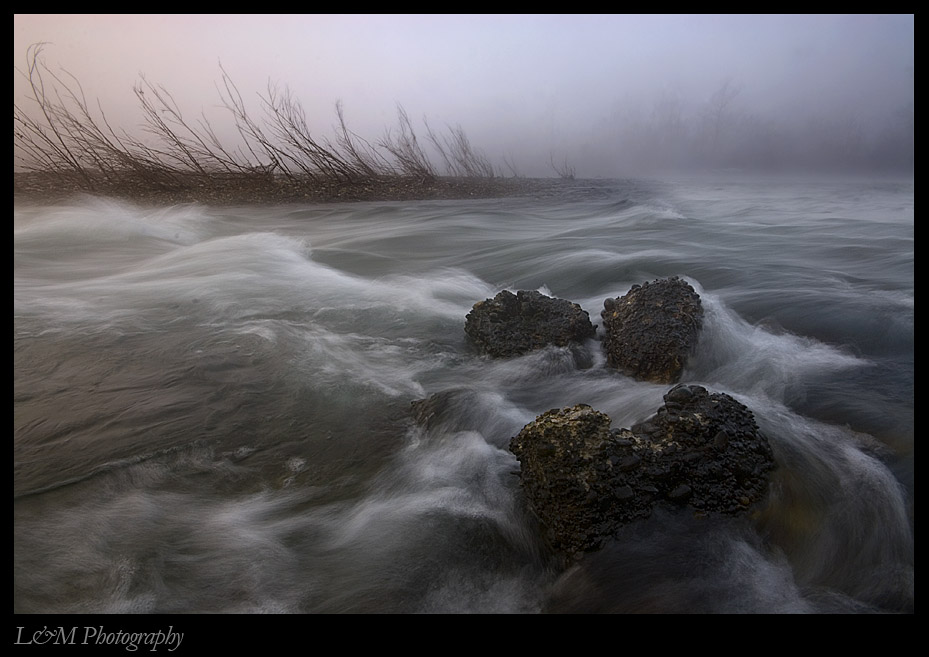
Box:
left=15, top=46, right=513, bottom=196
left=378, top=105, right=436, bottom=179
left=550, top=152, right=575, bottom=180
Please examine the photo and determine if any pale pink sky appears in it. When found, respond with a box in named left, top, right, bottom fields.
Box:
left=14, top=14, right=914, bottom=176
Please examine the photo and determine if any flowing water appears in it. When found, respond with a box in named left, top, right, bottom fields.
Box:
left=13, top=174, right=914, bottom=613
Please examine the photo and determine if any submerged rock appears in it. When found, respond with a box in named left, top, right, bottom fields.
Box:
left=601, top=276, right=703, bottom=383
left=464, top=289, right=596, bottom=358
left=509, top=384, right=775, bottom=558
left=409, top=388, right=488, bottom=433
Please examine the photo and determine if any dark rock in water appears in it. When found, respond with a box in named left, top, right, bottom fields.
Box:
left=410, top=387, right=542, bottom=440
left=509, top=404, right=655, bottom=556
left=601, top=276, right=703, bottom=383
left=642, top=384, right=775, bottom=515
left=409, top=388, right=488, bottom=433
left=464, top=289, right=596, bottom=358
left=509, top=384, right=775, bottom=559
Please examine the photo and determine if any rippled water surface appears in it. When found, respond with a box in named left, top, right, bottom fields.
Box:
left=14, top=174, right=913, bottom=613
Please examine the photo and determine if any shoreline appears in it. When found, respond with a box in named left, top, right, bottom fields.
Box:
left=14, top=171, right=565, bottom=206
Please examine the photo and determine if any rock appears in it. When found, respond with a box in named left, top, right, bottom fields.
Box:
left=410, top=389, right=483, bottom=432
left=509, top=404, right=654, bottom=556
left=509, top=384, right=775, bottom=559
left=642, top=384, right=775, bottom=514
left=464, top=289, right=596, bottom=358
left=600, top=277, right=703, bottom=383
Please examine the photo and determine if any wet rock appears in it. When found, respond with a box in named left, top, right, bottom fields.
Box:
left=410, top=389, right=483, bottom=432
left=464, top=289, right=596, bottom=358
left=667, top=484, right=693, bottom=502
left=646, top=384, right=775, bottom=514
left=601, top=277, right=703, bottom=383
left=509, top=384, right=775, bottom=559
left=509, top=405, right=653, bottom=556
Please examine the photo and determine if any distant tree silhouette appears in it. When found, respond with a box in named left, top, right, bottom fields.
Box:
left=701, top=78, right=742, bottom=160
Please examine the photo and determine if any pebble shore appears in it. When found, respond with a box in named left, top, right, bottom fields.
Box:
left=14, top=171, right=561, bottom=206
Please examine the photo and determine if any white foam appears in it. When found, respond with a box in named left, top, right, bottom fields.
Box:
left=14, top=197, right=210, bottom=246
left=688, top=290, right=864, bottom=400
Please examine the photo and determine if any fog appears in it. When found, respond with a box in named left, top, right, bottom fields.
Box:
left=14, top=14, right=914, bottom=177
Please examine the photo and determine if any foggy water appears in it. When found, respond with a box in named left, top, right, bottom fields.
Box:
left=14, top=175, right=913, bottom=613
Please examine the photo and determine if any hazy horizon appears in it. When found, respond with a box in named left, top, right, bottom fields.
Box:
left=14, top=14, right=914, bottom=178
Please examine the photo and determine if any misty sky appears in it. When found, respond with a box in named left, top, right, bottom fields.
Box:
left=14, top=14, right=915, bottom=177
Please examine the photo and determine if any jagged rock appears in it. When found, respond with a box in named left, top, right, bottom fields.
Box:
left=601, top=277, right=703, bottom=383
left=464, top=290, right=596, bottom=358
left=509, top=384, right=775, bottom=558
left=509, top=404, right=654, bottom=556
left=631, top=384, right=775, bottom=515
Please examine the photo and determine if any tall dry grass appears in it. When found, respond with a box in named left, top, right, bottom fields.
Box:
left=14, top=44, right=520, bottom=194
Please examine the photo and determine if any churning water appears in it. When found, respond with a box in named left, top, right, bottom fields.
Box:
left=14, top=174, right=913, bottom=613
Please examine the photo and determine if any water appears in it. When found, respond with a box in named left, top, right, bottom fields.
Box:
left=13, top=174, right=914, bottom=613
